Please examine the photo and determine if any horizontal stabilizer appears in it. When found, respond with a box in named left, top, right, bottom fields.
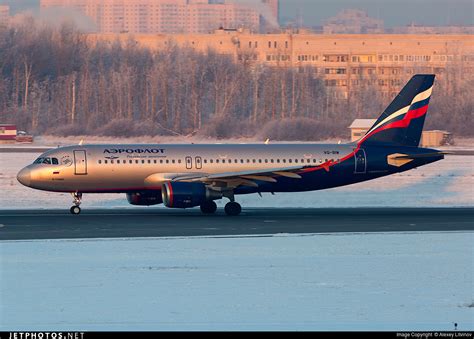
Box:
left=387, top=152, right=446, bottom=167
left=391, top=152, right=448, bottom=160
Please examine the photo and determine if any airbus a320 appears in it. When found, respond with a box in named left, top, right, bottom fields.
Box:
left=17, top=74, right=445, bottom=216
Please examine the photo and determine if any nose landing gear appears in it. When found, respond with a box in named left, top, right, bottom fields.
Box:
left=70, top=192, right=82, bottom=215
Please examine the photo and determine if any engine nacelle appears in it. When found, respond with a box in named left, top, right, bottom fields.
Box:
left=126, top=192, right=163, bottom=206
left=162, top=182, right=223, bottom=209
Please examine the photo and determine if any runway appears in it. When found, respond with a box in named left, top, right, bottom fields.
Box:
left=0, top=207, right=473, bottom=240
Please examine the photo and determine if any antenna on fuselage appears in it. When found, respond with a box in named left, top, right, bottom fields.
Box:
left=264, top=138, right=270, bottom=145
left=79, top=139, right=84, bottom=146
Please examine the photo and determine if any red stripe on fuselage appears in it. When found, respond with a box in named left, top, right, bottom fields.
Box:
left=300, top=104, right=430, bottom=175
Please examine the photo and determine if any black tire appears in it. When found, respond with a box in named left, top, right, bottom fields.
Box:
left=200, top=201, right=217, bottom=214
left=70, top=206, right=81, bottom=215
left=224, top=202, right=241, bottom=216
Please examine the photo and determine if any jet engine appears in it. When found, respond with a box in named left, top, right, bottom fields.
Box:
left=162, top=182, right=223, bottom=208
left=126, top=191, right=163, bottom=206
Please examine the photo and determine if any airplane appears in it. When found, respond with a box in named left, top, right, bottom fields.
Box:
left=17, top=74, right=445, bottom=216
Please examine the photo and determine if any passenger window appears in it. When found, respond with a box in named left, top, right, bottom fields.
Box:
left=129, top=160, right=133, bottom=164
left=283, top=159, right=286, bottom=163
left=98, top=160, right=102, bottom=164
left=235, top=159, right=238, bottom=164
left=160, top=160, right=163, bottom=164
left=166, top=160, right=169, bottom=164
left=178, top=160, right=182, bottom=164
left=104, top=160, right=108, bottom=164
left=210, top=159, right=214, bottom=164
left=289, top=159, right=292, bottom=163
left=264, top=159, right=268, bottom=163
left=172, top=160, right=175, bottom=164
left=111, top=160, right=114, bottom=164
left=52, top=158, right=59, bottom=165
left=135, top=160, right=139, bottom=164
left=216, top=159, right=220, bottom=164
left=141, top=160, right=145, bottom=164
left=277, top=159, right=280, bottom=163
left=240, top=159, right=244, bottom=163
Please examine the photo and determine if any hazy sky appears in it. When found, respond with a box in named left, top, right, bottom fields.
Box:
left=2, top=0, right=473, bottom=27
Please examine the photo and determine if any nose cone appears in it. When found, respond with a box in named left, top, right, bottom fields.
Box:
left=17, top=168, right=31, bottom=187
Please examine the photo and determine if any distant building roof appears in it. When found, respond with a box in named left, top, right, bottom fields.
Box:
left=349, top=119, right=376, bottom=129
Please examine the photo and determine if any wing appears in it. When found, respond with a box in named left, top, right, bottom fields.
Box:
left=171, top=165, right=317, bottom=189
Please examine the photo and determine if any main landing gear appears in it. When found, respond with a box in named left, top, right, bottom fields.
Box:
left=199, top=198, right=242, bottom=216
left=200, top=201, right=218, bottom=214
left=70, top=192, right=82, bottom=215
left=224, top=201, right=241, bottom=216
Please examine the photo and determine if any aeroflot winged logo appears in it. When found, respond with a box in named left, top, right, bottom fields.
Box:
left=104, top=148, right=166, bottom=154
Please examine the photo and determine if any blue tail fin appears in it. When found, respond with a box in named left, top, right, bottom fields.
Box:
left=360, top=74, right=435, bottom=147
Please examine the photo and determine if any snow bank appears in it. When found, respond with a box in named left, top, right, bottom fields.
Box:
left=1, top=232, right=472, bottom=330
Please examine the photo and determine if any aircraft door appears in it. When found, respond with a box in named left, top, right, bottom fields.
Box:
left=195, top=157, right=202, bottom=170
left=185, top=156, right=193, bottom=170
left=355, top=149, right=367, bottom=174
left=74, top=150, right=87, bottom=175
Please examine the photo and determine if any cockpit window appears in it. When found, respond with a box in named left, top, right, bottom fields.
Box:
left=33, top=157, right=58, bottom=165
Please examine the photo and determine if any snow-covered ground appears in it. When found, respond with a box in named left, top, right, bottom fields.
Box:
left=1, top=232, right=473, bottom=331
left=1, top=152, right=472, bottom=209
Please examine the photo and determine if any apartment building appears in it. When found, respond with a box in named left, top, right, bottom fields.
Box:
left=40, top=0, right=277, bottom=33
left=323, top=9, right=384, bottom=34
left=89, top=30, right=474, bottom=98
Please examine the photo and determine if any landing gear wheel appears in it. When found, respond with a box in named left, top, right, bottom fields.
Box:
left=70, top=206, right=81, bottom=215
left=200, top=201, right=217, bottom=214
left=70, top=192, right=82, bottom=215
left=225, top=202, right=241, bottom=216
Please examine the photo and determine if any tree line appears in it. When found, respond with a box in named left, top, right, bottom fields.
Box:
left=0, top=19, right=472, bottom=140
